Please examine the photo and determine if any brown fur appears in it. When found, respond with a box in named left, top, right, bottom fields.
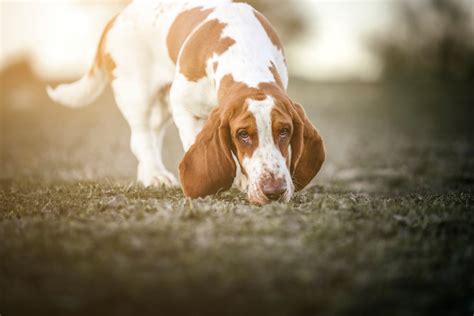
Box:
left=228, top=103, right=258, bottom=176
left=91, top=15, right=118, bottom=79
left=178, top=19, right=236, bottom=81
left=253, top=10, right=283, bottom=51
left=271, top=103, right=293, bottom=164
left=166, top=7, right=214, bottom=64
left=269, top=61, right=284, bottom=89
left=218, top=74, right=285, bottom=108
left=179, top=106, right=236, bottom=198
left=157, top=83, right=172, bottom=103
left=289, top=103, right=325, bottom=190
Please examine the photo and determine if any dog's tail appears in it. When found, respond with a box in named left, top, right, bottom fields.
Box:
left=47, top=16, right=117, bottom=108
left=46, top=68, right=108, bottom=108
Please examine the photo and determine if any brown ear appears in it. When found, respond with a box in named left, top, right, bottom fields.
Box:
left=179, top=108, right=236, bottom=198
left=290, top=103, right=325, bottom=191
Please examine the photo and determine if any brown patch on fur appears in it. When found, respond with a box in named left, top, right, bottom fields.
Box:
left=290, top=103, right=325, bottom=190
left=213, top=61, right=219, bottom=73
left=167, top=7, right=214, bottom=64
left=271, top=105, right=292, bottom=161
left=157, top=83, right=172, bottom=103
left=218, top=74, right=287, bottom=107
left=179, top=19, right=236, bottom=81
left=91, top=15, right=117, bottom=80
left=229, top=103, right=259, bottom=164
left=179, top=106, right=236, bottom=198
left=269, top=61, right=284, bottom=89
left=254, top=10, right=283, bottom=51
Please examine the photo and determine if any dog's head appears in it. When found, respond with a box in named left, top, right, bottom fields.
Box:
left=179, top=77, right=325, bottom=205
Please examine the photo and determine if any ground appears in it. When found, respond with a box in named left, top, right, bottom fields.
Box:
left=1, top=71, right=473, bottom=315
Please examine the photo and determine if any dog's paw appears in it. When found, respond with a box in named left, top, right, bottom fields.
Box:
left=149, top=171, right=179, bottom=187
left=139, top=170, right=179, bottom=188
left=232, top=173, right=248, bottom=192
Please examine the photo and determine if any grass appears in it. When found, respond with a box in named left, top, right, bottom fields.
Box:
left=1, top=78, right=473, bottom=315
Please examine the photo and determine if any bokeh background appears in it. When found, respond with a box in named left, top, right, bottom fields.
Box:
left=1, top=1, right=474, bottom=315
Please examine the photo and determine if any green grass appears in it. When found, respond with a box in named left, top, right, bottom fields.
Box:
left=1, top=80, right=473, bottom=315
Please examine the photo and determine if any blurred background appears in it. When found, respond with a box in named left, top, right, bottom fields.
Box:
left=1, top=0, right=474, bottom=190
left=2, top=0, right=473, bottom=81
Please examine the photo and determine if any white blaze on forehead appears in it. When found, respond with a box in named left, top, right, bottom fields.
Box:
left=243, top=95, right=294, bottom=202
left=247, top=96, right=275, bottom=148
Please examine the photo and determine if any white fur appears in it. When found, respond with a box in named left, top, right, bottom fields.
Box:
left=47, top=69, right=107, bottom=107
left=170, top=60, right=217, bottom=151
left=47, top=0, right=290, bottom=193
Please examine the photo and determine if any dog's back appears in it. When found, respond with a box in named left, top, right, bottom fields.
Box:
left=47, top=0, right=233, bottom=107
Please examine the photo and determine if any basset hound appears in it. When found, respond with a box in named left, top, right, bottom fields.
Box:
left=47, top=0, right=325, bottom=205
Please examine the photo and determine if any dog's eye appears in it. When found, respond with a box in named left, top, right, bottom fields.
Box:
left=279, top=128, right=290, bottom=138
left=238, top=130, right=250, bottom=141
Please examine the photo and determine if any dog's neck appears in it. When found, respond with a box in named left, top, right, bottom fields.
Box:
left=217, top=72, right=287, bottom=110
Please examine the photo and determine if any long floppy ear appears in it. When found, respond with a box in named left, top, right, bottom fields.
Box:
left=290, top=102, right=325, bottom=191
left=179, top=107, right=236, bottom=198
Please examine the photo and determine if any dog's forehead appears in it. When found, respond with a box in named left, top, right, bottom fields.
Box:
left=246, top=96, right=275, bottom=141
left=229, top=103, right=257, bottom=134
left=248, top=95, right=293, bottom=125
left=229, top=96, right=272, bottom=125
left=240, top=95, right=293, bottom=129
left=271, top=99, right=293, bottom=125
left=247, top=96, right=274, bottom=121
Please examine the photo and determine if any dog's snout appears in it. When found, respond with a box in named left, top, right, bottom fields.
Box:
left=262, top=178, right=287, bottom=201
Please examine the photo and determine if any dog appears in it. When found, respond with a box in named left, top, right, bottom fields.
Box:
left=47, top=0, right=325, bottom=205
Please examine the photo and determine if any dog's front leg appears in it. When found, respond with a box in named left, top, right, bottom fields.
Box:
left=113, top=79, right=178, bottom=187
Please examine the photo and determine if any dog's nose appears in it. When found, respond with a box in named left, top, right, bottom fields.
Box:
left=262, top=178, right=287, bottom=201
